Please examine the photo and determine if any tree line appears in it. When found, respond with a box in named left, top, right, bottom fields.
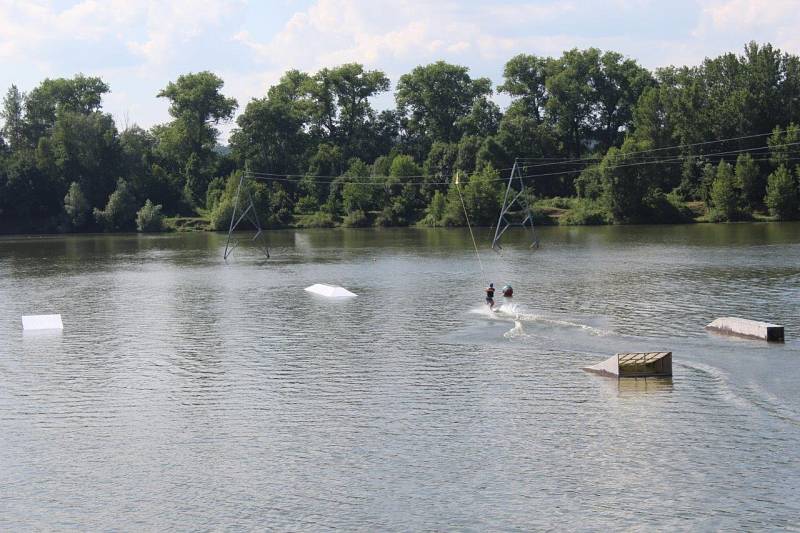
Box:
left=1, top=41, right=800, bottom=234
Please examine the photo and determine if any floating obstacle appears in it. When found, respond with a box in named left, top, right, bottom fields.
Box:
left=584, top=352, right=672, bottom=378
left=22, top=314, right=63, bottom=331
left=304, top=284, right=357, bottom=298
left=706, top=317, right=784, bottom=342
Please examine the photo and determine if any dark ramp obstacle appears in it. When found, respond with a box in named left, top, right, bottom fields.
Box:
left=706, top=317, right=784, bottom=342
left=583, top=352, right=672, bottom=378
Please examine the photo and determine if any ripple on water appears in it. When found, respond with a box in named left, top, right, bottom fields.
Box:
left=1, top=228, right=799, bottom=530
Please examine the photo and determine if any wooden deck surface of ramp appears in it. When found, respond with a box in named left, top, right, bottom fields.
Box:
left=584, top=352, right=672, bottom=378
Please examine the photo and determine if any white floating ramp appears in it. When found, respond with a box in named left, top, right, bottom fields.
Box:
left=22, top=314, right=64, bottom=330
left=584, top=352, right=672, bottom=378
left=706, top=317, right=784, bottom=342
left=304, top=284, right=357, bottom=298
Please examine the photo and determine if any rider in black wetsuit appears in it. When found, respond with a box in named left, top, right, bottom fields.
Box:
left=485, top=283, right=495, bottom=309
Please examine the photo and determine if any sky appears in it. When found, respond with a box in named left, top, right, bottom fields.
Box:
left=1, top=0, right=799, bottom=142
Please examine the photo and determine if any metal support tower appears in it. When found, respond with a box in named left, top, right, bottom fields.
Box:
left=223, top=170, right=270, bottom=260
left=491, top=159, right=539, bottom=251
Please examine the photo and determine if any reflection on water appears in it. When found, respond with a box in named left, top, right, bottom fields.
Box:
left=1, top=224, right=800, bottom=530
left=615, top=377, right=674, bottom=394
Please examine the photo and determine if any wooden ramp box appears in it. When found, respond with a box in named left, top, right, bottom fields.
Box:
left=584, top=352, right=672, bottom=378
left=706, top=317, right=784, bottom=342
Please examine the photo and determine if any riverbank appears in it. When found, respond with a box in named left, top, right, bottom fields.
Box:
left=1, top=199, right=783, bottom=236
left=161, top=199, right=781, bottom=233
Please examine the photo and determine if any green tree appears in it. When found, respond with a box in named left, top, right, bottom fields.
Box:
left=420, top=189, right=447, bottom=226
left=545, top=49, right=596, bottom=157
left=456, top=135, right=482, bottom=175
left=340, top=158, right=377, bottom=217
left=593, top=50, right=654, bottom=149
left=545, top=48, right=653, bottom=155
left=305, top=63, right=389, bottom=159
left=136, top=199, right=165, bottom=232
left=63, top=181, right=89, bottom=230
left=765, top=165, right=799, bottom=219
left=157, top=71, right=237, bottom=158
left=443, top=166, right=502, bottom=226
left=303, top=143, right=344, bottom=208
left=735, top=153, right=762, bottom=210
left=498, top=54, right=550, bottom=123
left=708, top=160, right=738, bottom=221
left=155, top=71, right=237, bottom=193
left=423, top=141, right=458, bottom=202
left=396, top=61, right=492, bottom=149
left=208, top=171, right=272, bottom=230
left=24, top=75, right=110, bottom=141
left=229, top=79, right=311, bottom=175
left=183, top=153, right=205, bottom=207
left=375, top=155, right=422, bottom=225
left=1, top=85, right=26, bottom=150
left=699, top=163, right=717, bottom=203
left=599, top=138, right=653, bottom=222
left=48, top=110, right=121, bottom=208
left=456, top=97, right=501, bottom=138
left=768, top=123, right=800, bottom=168
left=94, top=178, right=138, bottom=231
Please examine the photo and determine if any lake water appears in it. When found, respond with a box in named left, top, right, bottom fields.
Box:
left=1, top=224, right=799, bottom=530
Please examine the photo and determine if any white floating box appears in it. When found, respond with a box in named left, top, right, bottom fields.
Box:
left=22, top=314, right=64, bottom=330
left=304, top=284, right=357, bottom=298
left=706, top=317, right=784, bottom=342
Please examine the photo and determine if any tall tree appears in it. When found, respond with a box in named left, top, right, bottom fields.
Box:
left=230, top=70, right=313, bottom=176
left=154, top=72, right=236, bottom=210
left=305, top=63, right=389, bottom=158
left=155, top=71, right=237, bottom=168
left=25, top=75, right=110, bottom=142
left=396, top=61, right=492, bottom=151
left=1, top=85, right=26, bottom=150
left=499, top=54, right=550, bottom=123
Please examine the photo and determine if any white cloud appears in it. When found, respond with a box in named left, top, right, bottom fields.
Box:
left=126, top=0, right=244, bottom=67
left=234, top=0, right=540, bottom=72
left=0, top=0, right=242, bottom=68
left=4, top=0, right=800, bottom=141
left=695, top=0, right=800, bottom=50
left=700, top=0, right=799, bottom=30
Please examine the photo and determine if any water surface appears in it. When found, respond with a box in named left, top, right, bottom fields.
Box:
left=1, top=224, right=799, bottom=530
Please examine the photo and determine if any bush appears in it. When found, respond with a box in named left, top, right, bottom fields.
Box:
left=530, top=207, right=556, bottom=225
left=207, top=172, right=273, bottom=230
left=295, top=195, right=318, bottom=214
left=298, top=211, right=336, bottom=228
left=136, top=199, right=165, bottom=232
left=94, top=178, right=138, bottom=231
left=558, top=199, right=611, bottom=225
left=209, top=196, right=234, bottom=230
left=644, top=189, right=694, bottom=223
left=419, top=190, right=447, bottom=226
left=708, top=160, right=739, bottom=221
left=63, top=181, right=89, bottom=230
left=205, top=176, right=226, bottom=212
left=534, top=196, right=576, bottom=210
left=441, top=166, right=503, bottom=226
left=765, top=165, right=800, bottom=220
left=342, top=209, right=370, bottom=227
left=374, top=199, right=411, bottom=227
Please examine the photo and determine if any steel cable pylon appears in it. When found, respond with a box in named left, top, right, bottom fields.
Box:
left=223, top=169, right=270, bottom=260
left=491, top=158, right=539, bottom=251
